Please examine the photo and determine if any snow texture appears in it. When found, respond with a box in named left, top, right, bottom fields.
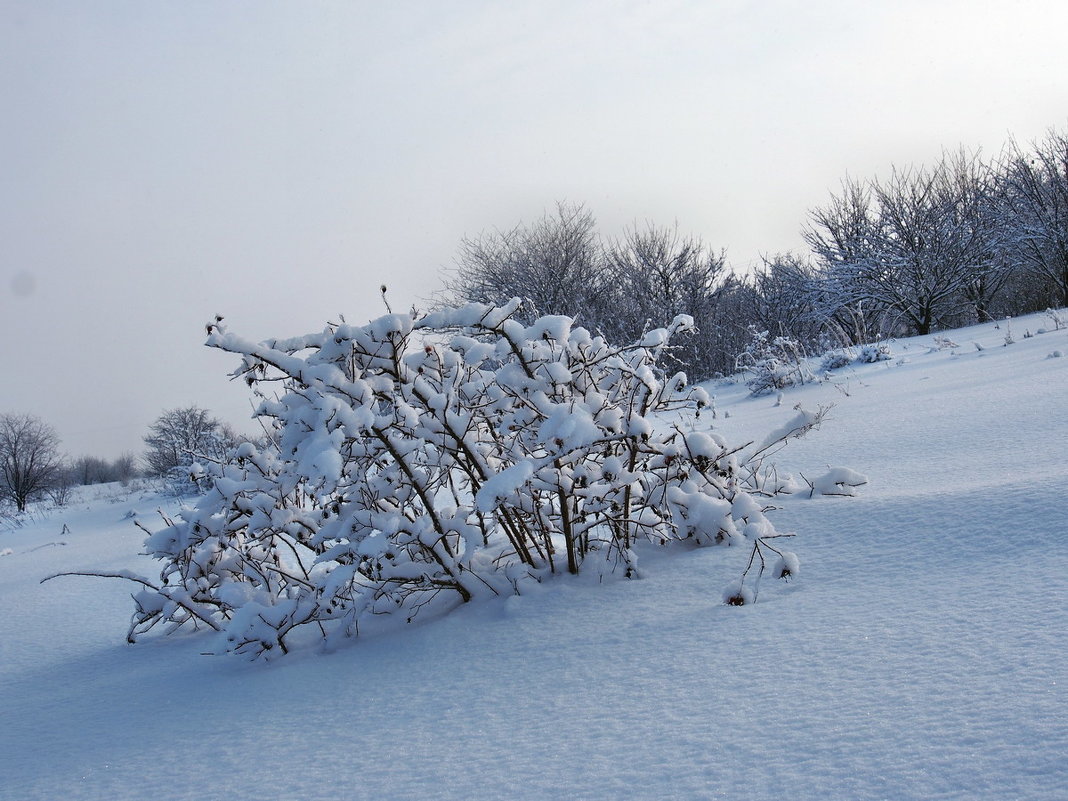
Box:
left=1, top=311, right=1066, bottom=800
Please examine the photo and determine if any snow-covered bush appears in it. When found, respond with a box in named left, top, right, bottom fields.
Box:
left=1003, top=318, right=1015, bottom=346
left=72, top=301, right=860, bottom=658
left=855, top=342, right=892, bottom=363
left=819, top=350, right=852, bottom=372
left=735, top=326, right=815, bottom=395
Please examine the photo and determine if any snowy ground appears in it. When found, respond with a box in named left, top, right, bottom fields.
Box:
left=2, top=313, right=1066, bottom=801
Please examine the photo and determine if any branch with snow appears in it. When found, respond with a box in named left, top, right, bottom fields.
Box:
left=69, top=300, right=863, bottom=657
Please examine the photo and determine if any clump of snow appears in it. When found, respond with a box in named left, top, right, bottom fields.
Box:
left=475, top=461, right=534, bottom=513
left=808, top=466, right=869, bottom=497
left=856, top=342, right=892, bottom=362
left=773, top=550, right=800, bottom=580
left=752, top=405, right=826, bottom=455
left=721, top=579, right=755, bottom=605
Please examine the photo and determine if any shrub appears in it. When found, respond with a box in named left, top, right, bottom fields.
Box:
left=735, top=327, right=815, bottom=395
left=855, top=342, right=892, bottom=363
left=819, top=350, right=852, bottom=372
left=58, top=301, right=861, bottom=658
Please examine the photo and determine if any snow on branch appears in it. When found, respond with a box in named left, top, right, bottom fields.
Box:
left=84, top=301, right=861, bottom=658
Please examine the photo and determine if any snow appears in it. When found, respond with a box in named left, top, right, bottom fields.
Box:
left=2, top=312, right=1067, bottom=800
left=808, top=465, right=869, bottom=496
left=475, top=460, right=534, bottom=513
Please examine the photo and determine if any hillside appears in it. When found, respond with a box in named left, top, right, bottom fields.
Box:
left=1, top=312, right=1066, bottom=801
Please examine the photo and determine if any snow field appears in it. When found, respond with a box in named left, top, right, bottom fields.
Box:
left=1, top=312, right=1066, bottom=800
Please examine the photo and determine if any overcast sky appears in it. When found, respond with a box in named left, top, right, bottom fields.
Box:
left=3, top=0, right=1067, bottom=460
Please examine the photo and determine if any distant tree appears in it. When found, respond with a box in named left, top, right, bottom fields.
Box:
left=996, top=130, right=1068, bottom=307
left=69, top=452, right=141, bottom=486
left=933, top=151, right=1012, bottom=323
left=747, top=253, right=825, bottom=347
left=802, top=177, right=889, bottom=343
left=992, top=264, right=1054, bottom=317
left=445, top=206, right=739, bottom=380
left=142, top=406, right=234, bottom=480
left=0, top=413, right=63, bottom=512
left=71, top=455, right=113, bottom=486
left=444, top=202, right=604, bottom=323
left=112, top=452, right=139, bottom=484
left=804, top=154, right=1001, bottom=336
left=600, top=224, right=734, bottom=378
left=48, top=462, right=77, bottom=507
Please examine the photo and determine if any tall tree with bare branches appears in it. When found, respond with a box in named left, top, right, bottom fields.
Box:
left=997, top=129, right=1068, bottom=306
left=0, top=413, right=63, bottom=512
left=445, top=202, right=603, bottom=323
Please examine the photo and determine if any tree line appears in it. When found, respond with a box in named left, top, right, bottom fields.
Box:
left=445, top=128, right=1068, bottom=378
left=444, top=202, right=741, bottom=379
left=0, top=406, right=243, bottom=512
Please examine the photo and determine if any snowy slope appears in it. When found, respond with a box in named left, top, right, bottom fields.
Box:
left=1, top=313, right=1066, bottom=801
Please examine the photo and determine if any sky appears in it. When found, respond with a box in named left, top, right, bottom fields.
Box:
left=3, top=0, right=1067, bottom=460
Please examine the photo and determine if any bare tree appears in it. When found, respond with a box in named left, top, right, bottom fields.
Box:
left=142, top=406, right=234, bottom=479
left=997, top=130, right=1068, bottom=307
left=803, top=177, right=888, bottom=343
left=0, top=413, right=63, bottom=512
left=68, top=452, right=141, bottom=486
left=805, top=177, right=879, bottom=272
left=804, top=154, right=1000, bottom=336
left=747, top=253, right=825, bottom=347
left=600, top=223, right=733, bottom=377
left=71, top=455, right=113, bottom=486
left=444, top=202, right=604, bottom=322
left=927, top=151, right=1011, bottom=324
left=113, top=452, right=139, bottom=484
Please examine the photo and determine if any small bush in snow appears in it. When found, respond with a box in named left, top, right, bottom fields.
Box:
left=819, top=350, right=852, bottom=372
left=735, top=326, right=815, bottom=396
left=855, top=342, right=892, bottom=363
left=63, top=301, right=863, bottom=657
left=1003, top=318, right=1015, bottom=346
